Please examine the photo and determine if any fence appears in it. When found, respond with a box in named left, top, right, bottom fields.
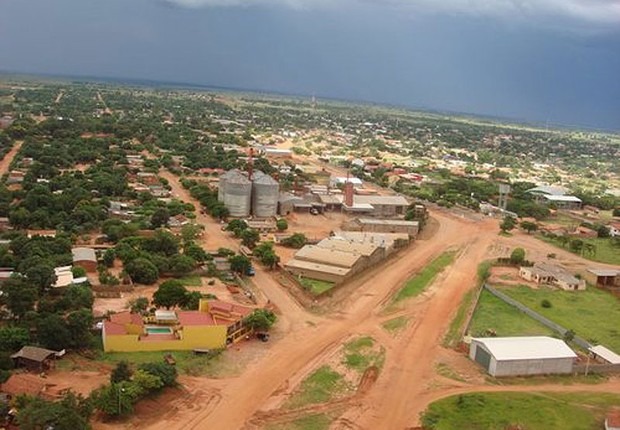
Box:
left=483, top=284, right=592, bottom=350
left=573, top=363, right=620, bottom=374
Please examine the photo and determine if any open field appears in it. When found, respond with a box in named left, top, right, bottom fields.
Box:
left=283, top=365, right=351, bottom=410
left=538, top=235, right=620, bottom=265
left=391, top=250, right=456, bottom=304
left=500, top=285, right=620, bottom=351
left=298, top=277, right=335, bottom=296
left=382, top=316, right=409, bottom=334
left=469, top=289, right=555, bottom=337
left=421, top=392, right=620, bottom=430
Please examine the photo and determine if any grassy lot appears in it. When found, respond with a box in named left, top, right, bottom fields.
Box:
left=176, top=275, right=203, bottom=286
left=443, top=261, right=492, bottom=347
left=392, top=251, right=456, bottom=304
left=382, top=316, right=409, bottom=334
left=435, top=363, right=465, bottom=383
left=468, top=290, right=554, bottom=337
left=298, top=277, right=335, bottom=296
left=284, top=366, right=350, bottom=409
left=538, top=235, right=620, bottom=265
left=266, top=414, right=332, bottom=430
left=500, top=285, right=620, bottom=352
left=96, top=349, right=224, bottom=376
left=342, top=336, right=385, bottom=372
left=421, top=392, right=620, bottom=430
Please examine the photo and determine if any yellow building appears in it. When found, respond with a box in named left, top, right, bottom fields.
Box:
left=102, top=300, right=253, bottom=352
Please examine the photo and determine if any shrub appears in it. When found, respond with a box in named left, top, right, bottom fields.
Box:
left=541, top=299, right=552, bottom=308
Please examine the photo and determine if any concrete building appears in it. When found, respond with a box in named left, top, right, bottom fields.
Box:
left=316, top=237, right=384, bottom=267
left=102, top=300, right=253, bottom=352
left=335, top=231, right=410, bottom=256
left=343, top=218, right=419, bottom=237
left=345, top=195, right=409, bottom=217
left=284, top=259, right=352, bottom=284
left=584, top=268, right=620, bottom=288
left=293, top=245, right=365, bottom=272
left=526, top=186, right=582, bottom=209
left=72, top=247, right=97, bottom=272
left=469, top=336, right=577, bottom=377
left=519, top=262, right=586, bottom=291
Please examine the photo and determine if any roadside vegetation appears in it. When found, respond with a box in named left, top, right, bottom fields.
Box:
left=298, top=277, right=335, bottom=296
left=421, top=392, right=620, bottom=430
left=538, top=235, right=620, bottom=265
left=391, top=251, right=456, bottom=305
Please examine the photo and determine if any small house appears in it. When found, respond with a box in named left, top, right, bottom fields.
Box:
left=72, top=247, right=97, bottom=272
left=11, top=346, right=60, bottom=372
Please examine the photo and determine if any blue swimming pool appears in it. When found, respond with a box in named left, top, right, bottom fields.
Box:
left=146, top=326, right=173, bottom=335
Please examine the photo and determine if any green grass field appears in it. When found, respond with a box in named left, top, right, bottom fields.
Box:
left=176, top=275, right=203, bottom=286
left=382, top=316, right=409, bottom=334
left=421, top=392, right=620, bottom=430
left=500, top=285, right=620, bottom=351
left=342, top=336, right=384, bottom=372
left=392, top=251, right=456, bottom=304
left=468, top=290, right=554, bottom=337
left=266, top=414, right=332, bottom=430
left=95, top=349, right=224, bottom=376
left=298, top=277, right=335, bottom=296
left=538, top=235, right=620, bottom=265
left=284, top=366, right=351, bottom=409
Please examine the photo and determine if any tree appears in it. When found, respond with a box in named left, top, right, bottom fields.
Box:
left=129, top=297, right=149, bottom=314
left=152, top=280, right=188, bottom=309
left=180, top=224, right=202, bottom=243
left=229, top=255, right=251, bottom=275
left=16, top=392, right=93, bottom=430
left=142, top=230, right=179, bottom=256
left=184, top=242, right=209, bottom=263
left=0, top=326, right=30, bottom=352
left=150, top=208, right=170, bottom=228
left=111, top=360, right=133, bottom=384
left=67, top=309, right=94, bottom=348
left=91, top=383, right=134, bottom=417
left=138, top=362, right=177, bottom=387
left=570, top=239, right=584, bottom=254
left=500, top=216, right=516, bottom=233
left=125, top=258, right=159, bottom=284
left=168, top=254, right=196, bottom=277
left=520, top=221, right=538, bottom=234
left=241, top=228, right=260, bottom=248
left=131, top=369, right=164, bottom=396
left=563, top=329, right=576, bottom=342
left=509, top=248, right=526, bottom=265
left=260, top=250, right=280, bottom=270
left=37, top=314, right=71, bottom=350
left=613, top=208, right=620, bottom=217
left=182, top=291, right=203, bottom=310
left=596, top=225, right=610, bottom=238
left=103, top=249, right=116, bottom=267
left=244, top=309, right=277, bottom=331
left=63, top=284, right=94, bottom=310
left=281, top=233, right=307, bottom=249
left=24, top=262, right=56, bottom=292
left=0, top=277, right=38, bottom=319
left=225, top=219, right=248, bottom=236
left=276, top=218, right=288, bottom=231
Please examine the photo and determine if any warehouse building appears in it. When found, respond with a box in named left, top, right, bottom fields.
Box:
left=343, top=218, right=419, bottom=237
left=335, top=231, right=410, bottom=255
left=469, top=336, right=577, bottom=377
left=316, top=237, right=385, bottom=267
left=284, top=259, right=352, bottom=284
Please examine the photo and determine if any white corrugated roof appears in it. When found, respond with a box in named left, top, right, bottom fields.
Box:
left=542, top=195, right=582, bottom=203
left=589, top=345, right=620, bottom=364
left=473, top=336, right=577, bottom=361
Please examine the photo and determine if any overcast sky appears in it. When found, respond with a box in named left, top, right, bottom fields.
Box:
left=1, top=0, right=619, bottom=129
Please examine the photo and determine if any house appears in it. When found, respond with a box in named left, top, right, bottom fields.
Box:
left=330, top=176, right=363, bottom=189
left=542, top=195, right=582, bottom=210
left=519, top=263, right=585, bottom=291
left=0, top=217, right=11, bottom=231
left=7, top=170, right=25, bottom=184
left=137, top=172, right=159, bottom=186
left=168, top=214, right=190, bottom=228
left=53, top=266, right=74, bottom=288
left=72, top=247, right=97, bottom=272
left=0, top=268, right=14, bottom=284
left=11, top=346, right=60, bottom=372
left=606, top=411, right=620, bottom=430
left=1, top=374, right=66, bottom=401
left=608, top=222, right=620, bottom=238
left=102, top=299, right=253, bottom=352
left=469, top=336, right=577, bottom=377
left=584, top=268, right=620, bottom=288
left=572, top=226, right=597, bottom=238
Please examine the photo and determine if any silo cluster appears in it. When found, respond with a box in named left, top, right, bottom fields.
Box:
left=218, top=169, right=279, bottom=218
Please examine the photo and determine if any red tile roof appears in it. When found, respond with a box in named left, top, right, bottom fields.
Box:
left=177, top=311, right=216, bottom=326
left=110, top=312, right=144, bottom=326
left=209, top=300, right=253, bottom=319
left=103, top=320, right=128, bottom=336
left=607, top=411, right=620, bottom=427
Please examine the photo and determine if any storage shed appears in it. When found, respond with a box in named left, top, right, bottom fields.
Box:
left=469, top=336, right=577, bottom=377
left=72, top=247, right=97, bottom=272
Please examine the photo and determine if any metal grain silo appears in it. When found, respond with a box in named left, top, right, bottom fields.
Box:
left=252, top=171, right=280, bottom=218
left=221, top=169, right=251, bottom=217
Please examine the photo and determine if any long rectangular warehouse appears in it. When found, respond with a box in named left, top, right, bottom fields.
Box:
left=469, top=336, right=577, bottom=377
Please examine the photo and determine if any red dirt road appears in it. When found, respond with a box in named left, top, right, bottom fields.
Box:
left=0, top=140, right=23, bottom=175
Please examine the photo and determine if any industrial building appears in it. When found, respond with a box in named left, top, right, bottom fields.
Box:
left=343, top=218, right=419, bottom=237
left=526, top=186, right=582, bottom=210
left=584, top=268, right=620, bottom=288
left=317, top=189, right=410, bottom=218
left=285, top=233, right=410, bottom=285
left=469, top=336, right=577, bottom=377
left=218, top=169, right=279, bottom=218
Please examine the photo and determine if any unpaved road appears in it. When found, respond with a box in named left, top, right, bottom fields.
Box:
left=99, top=168, right=620, bottom=430
left=0, top=140, right=23, bottom=175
